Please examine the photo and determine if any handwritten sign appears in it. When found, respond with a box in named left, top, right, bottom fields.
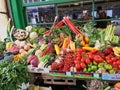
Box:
left=102, top=74, right=120, bottom=81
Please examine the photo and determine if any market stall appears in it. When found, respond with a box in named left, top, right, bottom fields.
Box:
left=0, top=16, right=120, bottom=90
left=0, top=0, right=120, bottom=90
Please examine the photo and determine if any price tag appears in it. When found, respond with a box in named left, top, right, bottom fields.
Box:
left=93, top=73, right=99, bottom=79
left=66, top=72, right=72, bottom=76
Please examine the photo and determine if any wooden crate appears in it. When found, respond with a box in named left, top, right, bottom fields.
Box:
left=40, top=74, right=76, bottom=85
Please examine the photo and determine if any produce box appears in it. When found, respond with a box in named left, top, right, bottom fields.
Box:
left=49, top=71, right=74, bottom=77
left=102, top=74, right=120, bottom=81
left=73, top=72, right=101, bottom=79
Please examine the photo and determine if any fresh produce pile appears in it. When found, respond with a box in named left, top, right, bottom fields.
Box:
left=1, top=17, right=120, bottom=75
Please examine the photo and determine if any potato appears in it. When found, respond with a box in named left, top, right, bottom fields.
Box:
left=21, top=51, right=27, bottom=57
left=24, top=45, right=30, bottom=51
left=19, top=49, right=26, bottom=53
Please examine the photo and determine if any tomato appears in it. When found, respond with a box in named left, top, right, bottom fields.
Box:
left=105, top=56, right=111, bottom=61
left=80, top=63, right=86, bottom=69
left=94, top=55, right=103, bottom=63
left=106, top=59, right=112, bottom=64
left=116, top=56, right=120, bottom=60
left=85, top=58, right=91, bottom=64
left=74, top=60, right=79, bottom=64
left=75, top=63, right=81, bottom=70
left=90, top=50, right=98, bottom=54
left=112, top=61, right=117, bottom=66
left=88, top=53, right=93, bottom=60
left=111, top=57, right=117, bottom=62
left=77, top=54, right=82, bottom=59
left=76, top=57, right=81, bottom=61
left=76, top=48, right=84, bottom=53
left=98, top=59, right=103, bottom=63
left=116, top=61, right=120, bottom=65
left=118, top=65, right=120, bottom=70
left=81, top=58, right=85, bottom=63
left=100, top=53, right=105, bottom=59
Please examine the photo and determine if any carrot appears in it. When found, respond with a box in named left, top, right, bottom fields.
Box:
left=81, top=40, right=86, bottom=46
left=84, top=36, right=89, bottom=44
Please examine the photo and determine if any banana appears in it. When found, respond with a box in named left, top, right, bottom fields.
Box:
left=114, top=51, right=120, bottom=56
left=114, top=47, right=120, bottom=52
left=113, top=47, right=120, bottom=56
left=6, top=42, right=14, bottom=50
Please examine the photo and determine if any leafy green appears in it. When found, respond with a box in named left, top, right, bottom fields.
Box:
left=0, top=56, right=30, bottom=90
left=0, top=41, right=6, bottom=53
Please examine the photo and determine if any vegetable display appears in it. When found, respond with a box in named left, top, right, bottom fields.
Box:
left=0, top=16, right=120, bottom=89
left=3, top=17, right=120, bottom=74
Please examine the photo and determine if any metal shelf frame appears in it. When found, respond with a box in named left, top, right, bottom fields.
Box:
left=9, top=0, right=120, bottom=29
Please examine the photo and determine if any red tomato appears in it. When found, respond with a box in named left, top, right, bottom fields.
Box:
left=112, top=61, right=117, bottom=66
left=116, top=61, right=120, bottom=65
left=76, top=57, right=81, bottom=61
left=77, top=54, right=82, bottom=59
left=90, top=50, right=98, bottom=54
left=116, top=56, right=120, bottom=60
left=85, top=58, right=91, bottom=64
left=76, top=48, right=84, bottom=53
left=75, top=63, right=81, bottom=70
left=98, top=59, right=103, bottom=63
left=106, top=59, right=112, bottom=64
left=118, top=65, right=120, bottom=70
left=80, top=63, right=86, bottom=69
left=94, top=55, right=103, bottom=63
left=74, top=60, right=80, bottom=64
left=88, top=53, right=93, bottom=60
left=81, top=58, right=85, bottom=63
left=105, top=56, right=111, bottom=61
left=111, top=57, right=117, bottom=62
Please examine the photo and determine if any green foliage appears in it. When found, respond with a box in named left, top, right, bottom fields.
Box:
left=0, top=41, right=6, bottom=53
left=0, top=58, right=29, bottom=90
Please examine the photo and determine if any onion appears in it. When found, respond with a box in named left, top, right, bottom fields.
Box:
left=30, top=58, right=39, bottom=67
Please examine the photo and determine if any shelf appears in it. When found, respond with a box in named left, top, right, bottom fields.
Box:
left=23, top=0, right=80, bottom=7
left=28, top=66, right=120, bottom=81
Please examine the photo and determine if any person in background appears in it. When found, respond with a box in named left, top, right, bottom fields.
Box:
left=95, top=6, right=108, bottom=28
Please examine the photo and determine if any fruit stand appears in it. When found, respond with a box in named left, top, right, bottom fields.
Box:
left=0, top=16, right=120, bottom=90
